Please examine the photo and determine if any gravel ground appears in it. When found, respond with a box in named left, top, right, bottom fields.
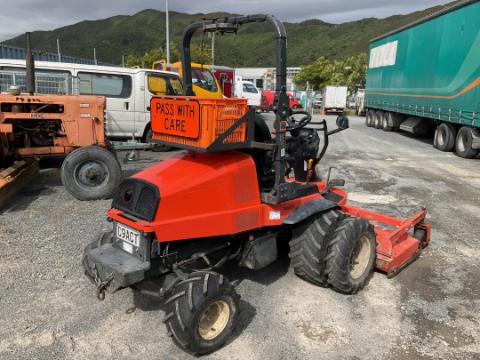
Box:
left=0, top=115, right=479, bottom=359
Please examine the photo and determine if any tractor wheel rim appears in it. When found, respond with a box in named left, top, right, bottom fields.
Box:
left=349, top=235, right=372, bottom=280
left=198, top=300, right=230, bottom=341
left=75, top=161, right=108, bottom=187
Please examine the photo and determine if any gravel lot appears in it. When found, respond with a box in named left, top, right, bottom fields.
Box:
left=0, top=114, right=479, bottom=359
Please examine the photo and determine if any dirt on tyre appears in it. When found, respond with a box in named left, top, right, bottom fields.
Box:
left=434, top=123, right=456, bottom=152
left=164, top=271, right=240, bottom=355
left=61, top=145, right=122, bottom=201
left=455, top=126, right=479, bottom=159
left=146, top=128, right=173, bottom=152
left=289, top=209, right=343, bottom=286
left=326, top=217, right=376, bottom=294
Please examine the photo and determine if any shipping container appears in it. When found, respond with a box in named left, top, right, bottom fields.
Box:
left=365, top=0, right=480, bottom=158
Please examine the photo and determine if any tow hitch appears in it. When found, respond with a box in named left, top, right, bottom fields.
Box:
left=92, top=264, right=113, bottom=301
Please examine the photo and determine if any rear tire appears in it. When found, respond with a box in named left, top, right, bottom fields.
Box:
left=146, top=128, right=173, bottom=152
left=374, top=111, right=383, bottom=129
left=289, top=209, right=343, bottom=286
left=326, top=217, right=376, bottom=294
left=164, top=271, right=240, bottom=355
left=455, top=126, right=479, bottom=159
left=61, top=146, right=122, bottom=201
left=434, top=123, right=456, bottom=152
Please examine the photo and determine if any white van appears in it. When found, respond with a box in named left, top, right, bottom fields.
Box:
left=0, top=59, right=183, bottom=142
left=234, top=77, right=261, bottom=106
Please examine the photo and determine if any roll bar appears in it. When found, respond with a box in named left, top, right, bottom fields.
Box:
left=180, top=14, right=292, bottom=203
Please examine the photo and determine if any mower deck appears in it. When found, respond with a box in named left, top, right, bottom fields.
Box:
left=342, top=205, right=430, bottom=277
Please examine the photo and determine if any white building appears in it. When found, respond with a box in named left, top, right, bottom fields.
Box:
left=234, top=67, right=302, bottom=91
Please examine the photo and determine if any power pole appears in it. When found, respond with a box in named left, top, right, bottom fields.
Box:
left=56, top=38, right=61, bottom=62
left=165, top=0, right=170, bottom=64
left=211, top=32, right=215, bottom=65
left=93, top=48, right=97, bottom=65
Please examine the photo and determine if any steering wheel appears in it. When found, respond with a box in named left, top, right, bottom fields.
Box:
left=285, top=110, right=312, bottom=131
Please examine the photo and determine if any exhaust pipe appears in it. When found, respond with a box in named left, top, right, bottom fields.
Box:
left=25, top=32, right=35, bottom=95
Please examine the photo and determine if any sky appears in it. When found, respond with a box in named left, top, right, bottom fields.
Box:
left=0, top=0, right=451, bottom=41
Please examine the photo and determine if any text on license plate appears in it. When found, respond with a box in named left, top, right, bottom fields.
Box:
left=116, top=223, right=140, bottom=247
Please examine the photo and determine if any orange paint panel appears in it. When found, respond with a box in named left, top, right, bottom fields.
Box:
left=151, top=98, right=200, bottom=139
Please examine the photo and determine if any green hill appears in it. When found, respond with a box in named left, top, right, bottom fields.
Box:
left=2, top=4, right=450, bottom=66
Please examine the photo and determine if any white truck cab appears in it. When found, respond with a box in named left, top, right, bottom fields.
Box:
left=234, top=76, right=261, bottom=106
left=0, top=60, right=183, bottom=141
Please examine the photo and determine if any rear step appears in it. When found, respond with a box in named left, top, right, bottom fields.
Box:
left=0, top=159, right=39, bottom=210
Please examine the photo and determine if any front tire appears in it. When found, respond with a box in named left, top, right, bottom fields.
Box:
left=61, top=146, right=122, bottom=201
left=289, top=210, right=343, bottom=286
left=326, top=217, right=376, bottom=294
left=164, top=271, right=240, bottom=355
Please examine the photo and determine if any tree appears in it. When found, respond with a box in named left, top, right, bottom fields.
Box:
left=294, top=53, right=367, bottom=93
left=125, top=44, right=181, bottom=68
left=191, top=42, right=212, bottom=64
left=294, top=56, right=332, bottom=90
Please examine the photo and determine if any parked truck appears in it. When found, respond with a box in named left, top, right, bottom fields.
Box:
left=211, top=65, right=235, bottom=97
left=234, top=76, right=262, bottom=106
left=365, top=0, right=480, bottom=158
left=323, top=86, right=347, bottom=114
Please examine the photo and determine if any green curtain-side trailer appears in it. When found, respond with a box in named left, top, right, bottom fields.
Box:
left=365, top=0, right=480, bottom=158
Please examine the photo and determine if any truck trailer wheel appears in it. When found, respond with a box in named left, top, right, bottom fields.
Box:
left=325, top=217, right=376, bottom=294
left=374, top=111, right=383, bottom=129
left=164, top=271, right=240, bottom=355
left=455, top=126, right=479, bottom=159
left=365, top=110, right=375, bottom=127
left=382, top=112, right=393, bottom=131
left=289, top=209, right=343, bottom=286
left=61, top=146, right=122, bottom=201
left=434, top=123, right=456, bottom=152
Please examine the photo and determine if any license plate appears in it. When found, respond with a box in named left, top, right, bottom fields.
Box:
left=116, top=223, right=140, bottom=248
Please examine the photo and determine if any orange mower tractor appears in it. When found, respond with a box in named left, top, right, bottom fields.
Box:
left=83, top=15, right=431, bottom=355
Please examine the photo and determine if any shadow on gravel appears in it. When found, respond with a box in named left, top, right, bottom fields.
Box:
left=3, top=168, right=62, bottom=213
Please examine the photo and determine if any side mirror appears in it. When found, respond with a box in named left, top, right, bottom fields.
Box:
left=336, top=115, right=349, bottom=129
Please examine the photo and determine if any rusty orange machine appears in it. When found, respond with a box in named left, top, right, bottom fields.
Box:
left=0, top=33, right=123, bottom=206
left=0, top=93, right=122, bottom=202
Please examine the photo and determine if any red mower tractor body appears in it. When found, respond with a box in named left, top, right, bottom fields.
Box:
left=82, top=14, right=431, bottom=356
left=107, top=150, right=429, bottom=278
